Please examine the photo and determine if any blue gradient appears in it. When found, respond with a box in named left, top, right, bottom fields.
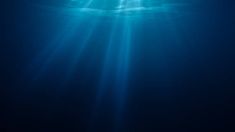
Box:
left=18, top=0, right=189, bottom=131
left=2, top=0, right=235, bottom=131
left=23, top=1, right=191, bottom=129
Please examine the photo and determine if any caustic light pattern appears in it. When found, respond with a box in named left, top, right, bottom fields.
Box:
left=37, top=0, right=188, bottom=17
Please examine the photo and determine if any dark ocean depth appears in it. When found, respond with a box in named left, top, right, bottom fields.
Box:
left=2, top=0, right=235, bottom=131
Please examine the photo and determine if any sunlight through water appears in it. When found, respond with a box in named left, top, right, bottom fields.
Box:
left=26, top=0, right=191, bottom=131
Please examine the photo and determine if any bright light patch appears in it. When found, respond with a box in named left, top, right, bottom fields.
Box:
left=64, top=0, right=176, bottom=17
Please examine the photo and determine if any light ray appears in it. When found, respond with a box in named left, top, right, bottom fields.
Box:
left=62, top=20, right=101, bottom=84
left=23, top=0, right=193, bottom=131
left=113, top=7, right=132, bottom=131
left=26, top=0, right=99, bottom=80
left=26, top=17, right=82, bottom=80
left=88, top=16, right=121, bottom=132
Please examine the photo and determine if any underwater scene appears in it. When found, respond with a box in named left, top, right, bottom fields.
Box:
left=2, top=0, right=235, bottom=131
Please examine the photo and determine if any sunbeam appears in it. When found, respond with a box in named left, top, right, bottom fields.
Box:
left=88, top=17, right=120, bottom=131
left=23, top=0, right=193, bottom=131
left=26, top=0, right=100, bottom=80
left=113, top=12, right=132, bottom=131
left=62, top=17, right=102, bottom=84
left=5, top=0, right=232, bottom=131
left=26, top=17, right=82, bottom=80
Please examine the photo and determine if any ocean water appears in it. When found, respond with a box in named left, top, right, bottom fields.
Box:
left=2, top=0, right=235, bottom=131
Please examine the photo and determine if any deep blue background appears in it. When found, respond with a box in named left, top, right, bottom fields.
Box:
left=2, top=0, right=235, bottom=131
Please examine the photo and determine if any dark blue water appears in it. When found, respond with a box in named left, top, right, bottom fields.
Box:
left=2, top=0, right=235, bottom=131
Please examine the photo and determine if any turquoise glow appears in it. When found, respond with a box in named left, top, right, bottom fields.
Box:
left=58, top=0, right=182, bottom=17
left=27, top=0, right=191, bottom=130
